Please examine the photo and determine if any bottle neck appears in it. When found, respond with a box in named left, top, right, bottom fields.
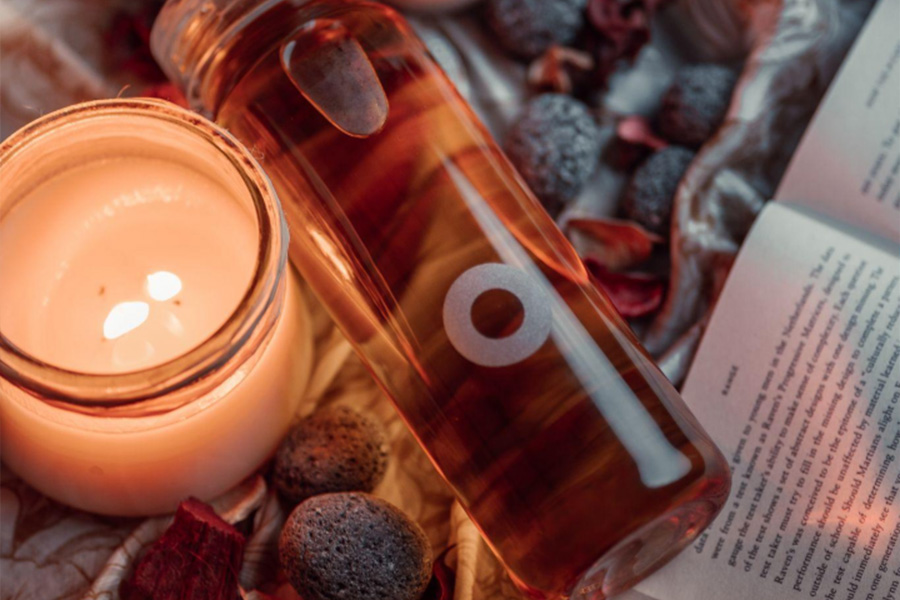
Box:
left=151, top=0, right=308, bottom=115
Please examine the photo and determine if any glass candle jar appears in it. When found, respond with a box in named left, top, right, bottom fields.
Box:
left=152, top=3, right=732, bottom=598
left=0, top=99, right=312, bottom=516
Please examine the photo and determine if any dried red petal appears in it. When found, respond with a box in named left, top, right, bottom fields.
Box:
left=607, top=115, right=668, bottom=169
left=586, top=261, right=665, bottom=318
left=586, top=0, right=670, bottom=87
left=588, top=0, right=645, bottom=48
left=567, top=217, right=663, bottom=271
left=422, top=545, right=456, bottom=600
left=617, top=115, right=668, bottom=151
left=121, top=498, right=245, bottom=600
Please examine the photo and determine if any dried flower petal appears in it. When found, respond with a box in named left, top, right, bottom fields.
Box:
left=617, top=115, right=668, bottom=150
left=586, top=261, right=665, bottom=318
left=586, top=0, right=670, bottom=87
left=527, top=46, right=595, bottom=94
left=567, top=216, right=663, bottom=271
left=422, top=545, right=456, bottom=600
left=606, top=115, right=669, bottom=169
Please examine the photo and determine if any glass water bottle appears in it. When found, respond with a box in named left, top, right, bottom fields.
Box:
left=151, top=2, right=731, bottom=597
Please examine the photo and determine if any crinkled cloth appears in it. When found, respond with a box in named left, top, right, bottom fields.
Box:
left=0, top=0, right=874, bottom=598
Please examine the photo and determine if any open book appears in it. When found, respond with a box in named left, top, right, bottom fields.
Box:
left=629, top=1, right=900, bottom=598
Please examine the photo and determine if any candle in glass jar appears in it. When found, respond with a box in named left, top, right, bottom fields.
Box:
left=0, top=157, right=257, bottom=373
left=0, top=100, right=312, bottom=516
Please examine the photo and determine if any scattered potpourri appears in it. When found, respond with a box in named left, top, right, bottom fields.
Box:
left=87, top=3, right=743, bottom=599
left=485, top=0, right=737, bottom=325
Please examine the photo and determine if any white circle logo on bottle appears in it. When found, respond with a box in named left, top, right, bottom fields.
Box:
left=442, top=263, right=552, bottom=367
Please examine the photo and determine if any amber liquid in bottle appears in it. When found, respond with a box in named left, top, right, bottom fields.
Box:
left=156, top=2, right=731, bottom=597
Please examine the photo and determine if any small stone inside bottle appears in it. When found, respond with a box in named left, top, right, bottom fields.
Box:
left=281, top=19, right=389, bottom=138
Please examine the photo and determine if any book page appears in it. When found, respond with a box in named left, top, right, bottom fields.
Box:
left=774, top=0, right=900, bottom=245
left=636, top=203, right=900, bottom=600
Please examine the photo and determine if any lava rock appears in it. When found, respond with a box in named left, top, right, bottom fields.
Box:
left=486, top=0, right=589, bottom=59
left=273, top=405, right=388, bottom=505
left=505, top=93, right=601, bottom=215
left=622, top=146, right=695, bottom=236
left=658, top=64, right=738, bottom=147
left=279, top=492, right=433, bottom=600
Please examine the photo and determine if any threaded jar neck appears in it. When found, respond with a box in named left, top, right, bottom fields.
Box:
left=152, top=0, right=315, bottom=114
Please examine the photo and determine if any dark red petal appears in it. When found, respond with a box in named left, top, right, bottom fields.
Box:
left=608, top=115, right=669, bottom=169
left=587, top=0, right=632, bottom=36
left=586, top=261, right=665, bottom=318
left=567, top=217, right=663, bottom=271
left=587, top=0, right=670, bottom=86
left=422, top=545, right=456, bottom=600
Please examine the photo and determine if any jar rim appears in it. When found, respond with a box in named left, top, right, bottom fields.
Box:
left=0, top=99, right=289, bottom=410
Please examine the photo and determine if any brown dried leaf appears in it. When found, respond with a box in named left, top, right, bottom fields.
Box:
left=527, top=46, right=594, bottom=94
left=567, top=217, right=663, bottom=271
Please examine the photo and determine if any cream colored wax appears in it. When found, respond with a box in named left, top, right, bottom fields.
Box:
left=0, top=149, right=311, bottom=516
